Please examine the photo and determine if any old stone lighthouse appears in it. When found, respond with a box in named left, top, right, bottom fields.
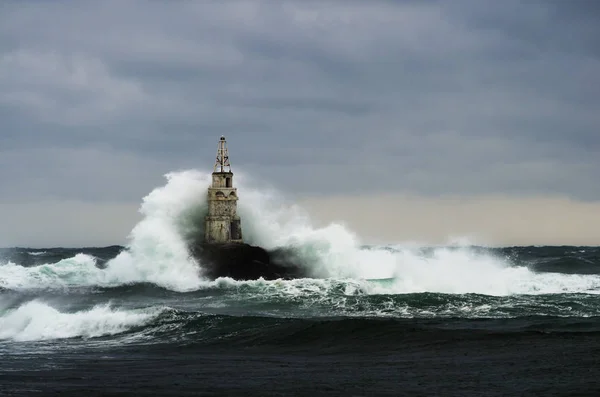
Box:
left=204, top=136, right=243, bottom=244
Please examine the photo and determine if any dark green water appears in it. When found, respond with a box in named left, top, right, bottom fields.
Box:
left=1, top=245, right=599, bottom=396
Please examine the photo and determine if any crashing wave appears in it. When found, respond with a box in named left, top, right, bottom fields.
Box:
left=1, top=170, right=599, bottom=296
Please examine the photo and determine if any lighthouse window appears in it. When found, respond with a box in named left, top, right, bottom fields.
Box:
left=226, top=177, right=232, bottom=187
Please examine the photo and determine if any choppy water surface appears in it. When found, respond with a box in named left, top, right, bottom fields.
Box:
left=1, top=171, right=599, bottom=396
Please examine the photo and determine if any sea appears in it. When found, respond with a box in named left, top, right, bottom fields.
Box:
left=1, top=171, right=599, bottom=396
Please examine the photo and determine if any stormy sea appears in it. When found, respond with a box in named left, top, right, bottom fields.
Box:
left=1, top=171, right=599, bottom=396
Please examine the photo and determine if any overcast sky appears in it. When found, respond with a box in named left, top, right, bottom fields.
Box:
left=1, top=0, right=599, bottom=247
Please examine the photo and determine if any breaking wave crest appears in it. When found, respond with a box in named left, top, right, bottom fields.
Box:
left=0, top=300, right=161, bottom=341
left=1, top=170, right=599, bottom=296
left=2, top=297, right=598, bottom=344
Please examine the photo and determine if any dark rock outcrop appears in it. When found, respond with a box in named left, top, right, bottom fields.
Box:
left=190, top=243, right=308, bottom=280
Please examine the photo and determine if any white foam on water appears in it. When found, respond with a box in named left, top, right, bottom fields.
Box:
left=1, top=169, right=599, bottom=297
left=101, top=170, right=210, bottom=291
left=356, top=247, right=600, bottom=296
left=0, top=254, right=104, bottom=290
left=0, top=171, right=210, bottom=292
left=232, top=173, right=600, bottom=296
left=0, top=300, right=161, bottom=341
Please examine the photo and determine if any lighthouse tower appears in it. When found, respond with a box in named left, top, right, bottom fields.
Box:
left=204, top=136, right=243, bottom=244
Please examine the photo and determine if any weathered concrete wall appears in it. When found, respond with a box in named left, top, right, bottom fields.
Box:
left=204, top=218, right=231, bottom=242
left=205, top=172, right=243, bottom=243
left=211, top=172, right=234, bottom=188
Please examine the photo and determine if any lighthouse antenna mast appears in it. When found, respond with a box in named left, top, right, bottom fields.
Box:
left=214, top=136, right=231, bottom=172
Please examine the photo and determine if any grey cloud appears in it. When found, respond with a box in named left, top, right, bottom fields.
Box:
left=222, top=96, right=373, bottom=114
left=0, top=0, right=598, bottom=207
left=0, top=146, right=170, bottom=202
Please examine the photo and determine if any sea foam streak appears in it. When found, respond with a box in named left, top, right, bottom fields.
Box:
left=0, top=300, right=161, bottom=341
left=1, top=170, right=600, bottom=296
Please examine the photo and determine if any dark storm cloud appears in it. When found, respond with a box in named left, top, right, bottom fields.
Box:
left=0, top=0, right=598, bottom=202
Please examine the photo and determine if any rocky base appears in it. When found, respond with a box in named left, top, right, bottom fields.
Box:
left=190, top=242, right=308, bottom=280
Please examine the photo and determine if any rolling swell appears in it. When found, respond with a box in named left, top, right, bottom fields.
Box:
left=0, top=246, right=123, bottom=268
left=499, top=246, right=600, bottom=274
left=4, top=290, right=600, bottom=346
left=66, top=310, right=600, bottom=352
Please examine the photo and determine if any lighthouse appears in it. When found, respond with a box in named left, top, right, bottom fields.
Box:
left=204, top=136, right=243, bottom=244
left=190, top=136, right=306, bottom=280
